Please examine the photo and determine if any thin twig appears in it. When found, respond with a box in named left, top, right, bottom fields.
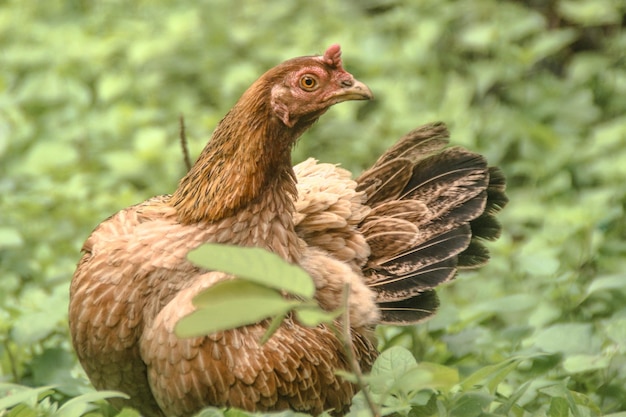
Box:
left=338, top=283, right=380, bottom=417
left=179, top=114, right=192, bottom=172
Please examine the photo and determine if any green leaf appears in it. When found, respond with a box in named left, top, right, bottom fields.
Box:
left=460, top=23, right=496, bottom=51
left=0, top=384, right=55, bottom=411
left=460, top=357, right=521, bottom=391
left=0, top=227, right=23, bottom=249
left=11, top=309, right=66, bottom=346
left=406, top=393, right=439, bottom=416
left=527, top=29, right=577, bottom=63
left=57, top=391, right=129, bottom=416
left=495, top=381, right=532, bottom=415
left=562, top=354, right=610, bottom=374
left=188, top=244, right=315, bottom=298
left=175, top=280, right=299, bottom=338
left=114, top=408, right=144, bottom=417
left=7, top=404, right=38, bottom=417
left=192, top=408, right=226, bottom=417
left=31, top=348, right=74, bottom=387
left=518, top=248, right=561, bottom=276
left=260, top=311, right=288, bottom=345
left=449, top=392, right=493, bottom=417
left=532, top=323, right=596, bottom=355
left=558, top=0, right=623, bottom=25
left=586, top=274, right=626, bottom=296
left=294, top=304, right=342, bottom=327
left=20, top=140, right=79, bottom=174
left=540, top=383, right=584, bottom=417
left=548, top=397, right=569, bottom=417
left=97, top=73, right=132, bottom=103
left=371, top=345, right=417, bottom=376
left=528, top=302, right=562, bottom=328
left=603, top=318, right=626, bottom=348
left=369, top=346, right=417, bottom=394
left=396, top=362, right=458, bottom=393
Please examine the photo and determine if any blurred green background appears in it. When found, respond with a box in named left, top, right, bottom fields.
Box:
left=1, top=0, right=626, bottom=415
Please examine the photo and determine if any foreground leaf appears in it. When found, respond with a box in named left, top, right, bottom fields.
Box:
left=58, top=390, right=129, bottom=415
left=188, top=244, right=315, bottom=298
left=295, top=304, right=343, bottom=327
left=175, top=280, right=299, bottom=338
left=0, top=384, right=55, bottom=411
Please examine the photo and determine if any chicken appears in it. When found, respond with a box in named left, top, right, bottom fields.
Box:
left=69, top=44, right=507, bottom=417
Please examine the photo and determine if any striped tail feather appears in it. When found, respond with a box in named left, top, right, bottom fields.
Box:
left=377, top=290, right=440, bottom=324
left=459, top=166, right=509, bottom=269
left=356, top=122, right=507, bottom=324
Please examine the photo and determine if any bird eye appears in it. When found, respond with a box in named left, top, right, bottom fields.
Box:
left=299, top=75, right=318, bottom=91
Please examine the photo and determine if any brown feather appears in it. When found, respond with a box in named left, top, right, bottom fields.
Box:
left=360, top=217, right=419, bottom=255
left=355, top=125, right=506, bottom=324
left=365, top=122, right=450, bottom=167
left=377, top=290, right=441, bottom=325
left=356, top=159, right=413, bottom=206
left=69, top=45, right=506, bottom=417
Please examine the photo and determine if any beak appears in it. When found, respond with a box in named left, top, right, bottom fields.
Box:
left=331, top=78, right=373, bottom=103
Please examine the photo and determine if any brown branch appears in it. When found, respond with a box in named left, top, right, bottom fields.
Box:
left=179, top=114, right=192, bottom=172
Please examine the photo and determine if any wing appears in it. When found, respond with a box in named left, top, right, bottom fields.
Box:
left=357, top=122, right=508, bottom=324
left=292, top=124, right=507, bottom=325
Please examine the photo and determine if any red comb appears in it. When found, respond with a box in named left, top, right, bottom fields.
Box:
left=323, top=44, right=343, bottom=68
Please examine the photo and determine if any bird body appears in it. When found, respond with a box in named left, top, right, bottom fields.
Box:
left=69, top=45, right=506, bottom=416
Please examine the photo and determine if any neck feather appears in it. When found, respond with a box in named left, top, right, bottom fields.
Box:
left=170, top=82, right=303, bottom=225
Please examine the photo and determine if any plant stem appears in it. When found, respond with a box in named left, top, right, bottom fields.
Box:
left=179, top=114, right=192, bottom=172
left=338, top=283, right=380, bottom=417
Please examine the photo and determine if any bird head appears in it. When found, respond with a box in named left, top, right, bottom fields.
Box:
left=172, top=44, right=372, bottom=223
left=264, top=44, right=373, bottom=128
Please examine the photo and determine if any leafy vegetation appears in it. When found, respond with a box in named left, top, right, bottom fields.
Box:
left=176, top=244, right=335, bottom=340
left=1, top=0, right=626, bottom=416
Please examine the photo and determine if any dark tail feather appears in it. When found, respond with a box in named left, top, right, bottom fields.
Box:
left=459, top=167, right=509, bottom=269
left=377, top=290, right=440, bottom=325
left=485, top=167, right=508, bottom=214
left=370, top=122, right=450, bottom=167
left=357, top=123, right=507, bottom=324
left=366, top=226, right=471, bottom=301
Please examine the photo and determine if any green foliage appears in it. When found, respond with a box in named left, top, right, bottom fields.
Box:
left=0, top=383, right=130, bottom=417
left=175, top=279, right=300, bottom=338
left=1, top=0, right=625, bottom=416
left=177, top=244, right=336, bottom=339
left=187, top=244, right=315, bottom=298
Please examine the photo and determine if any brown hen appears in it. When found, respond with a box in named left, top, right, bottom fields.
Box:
left=69, top=44, right=507, bottom=417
